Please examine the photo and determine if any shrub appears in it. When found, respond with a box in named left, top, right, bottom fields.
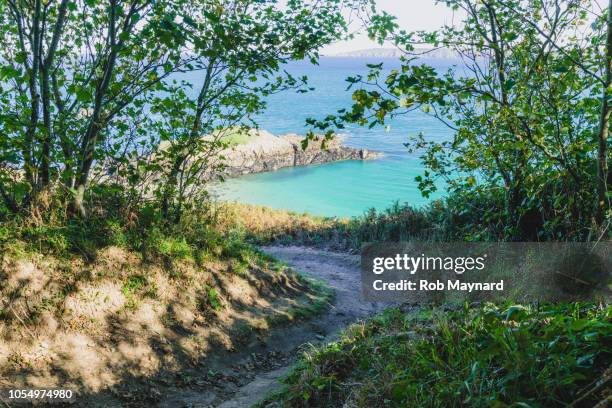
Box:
left=271, top=303, right=612, bottom=407
left=206, top=286, right=223, bottom=311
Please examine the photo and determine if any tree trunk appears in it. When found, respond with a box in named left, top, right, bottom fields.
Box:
left=161, top=154, right=184, bottom=221
left=73, top=184, right=87, bottom=218
left=39, top=65, right=53, bottom=186
left=39, top=0, right=69, bottom=187
left=72, top=0, right=120, bottom=217
left=483, top=1, right=525, bottom=233
left=161, top=63, right=214, bottom=223
left=23, top=0, right=43, bottom=190
left=595, top=0, right=612, bottom=223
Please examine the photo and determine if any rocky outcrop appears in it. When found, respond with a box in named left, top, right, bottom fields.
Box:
left=214, top=130, right=380, bottom=179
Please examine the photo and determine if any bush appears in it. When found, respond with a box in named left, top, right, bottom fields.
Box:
left=154, top=236, right=192, bottom=260
left=271, top=303, right=612, bottom=407
left=206, top=286, right=223, bottom=311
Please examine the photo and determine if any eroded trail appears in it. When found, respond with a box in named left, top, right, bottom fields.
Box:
left=262, top=246, right=382, bottom=324
left=215, top=246, right=385, bottom=408
left=154, top=246, right=384, bottom=408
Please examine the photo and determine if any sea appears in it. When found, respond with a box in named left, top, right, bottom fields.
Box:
left=207, top=57, right=458, bottom=218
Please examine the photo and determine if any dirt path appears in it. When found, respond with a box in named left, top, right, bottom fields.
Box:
left=214, top=245, right=386, bottom=408
left=150, top=246, right=385, bottom=408
left=261, top=245, right=383, bottom=324
left=47, top=246, right=386, bottom=408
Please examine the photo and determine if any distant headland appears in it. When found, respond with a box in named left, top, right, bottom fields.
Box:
left=209, top=129, right=381, bottom=180
left=324, top=47, right=457, bottom=60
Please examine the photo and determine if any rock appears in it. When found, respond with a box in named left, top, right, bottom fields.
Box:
left=206, top=130, right=381, bottom=180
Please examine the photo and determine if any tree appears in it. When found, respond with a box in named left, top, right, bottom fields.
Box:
left=146, top=0, right=353, bottom=223
left=309, top=0, right=609, bottom=239
left=495, top=0, right=611, bottom=226
left=0, top=0, right=361, bottom=218
left=1, top=0, right=187, bottom=215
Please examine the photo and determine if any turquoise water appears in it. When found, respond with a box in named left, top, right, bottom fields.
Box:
left=208, top=57, right=457, bottom=217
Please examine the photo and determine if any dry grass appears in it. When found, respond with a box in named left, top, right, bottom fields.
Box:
left=216, top=201, right=438, bottom=250
left=215, top=202, right=357, bottom=250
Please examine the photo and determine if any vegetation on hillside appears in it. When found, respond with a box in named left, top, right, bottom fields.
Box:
left=0, top=0, right=610, bottom=406
left=224, top=195, right=537, bottom=250
left=0, top=193, right=334, bottom=402
left=265, top=304, right=612, bottom=407
left=256, top=1, right=612, bottom=406
left=0, top=0, right=353, bottom=401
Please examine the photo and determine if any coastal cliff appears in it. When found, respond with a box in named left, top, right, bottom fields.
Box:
left=213, top=130, right=380, bottom=179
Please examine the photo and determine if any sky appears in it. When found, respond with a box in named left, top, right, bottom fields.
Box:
left=321, top=0, right=462, bottom=55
